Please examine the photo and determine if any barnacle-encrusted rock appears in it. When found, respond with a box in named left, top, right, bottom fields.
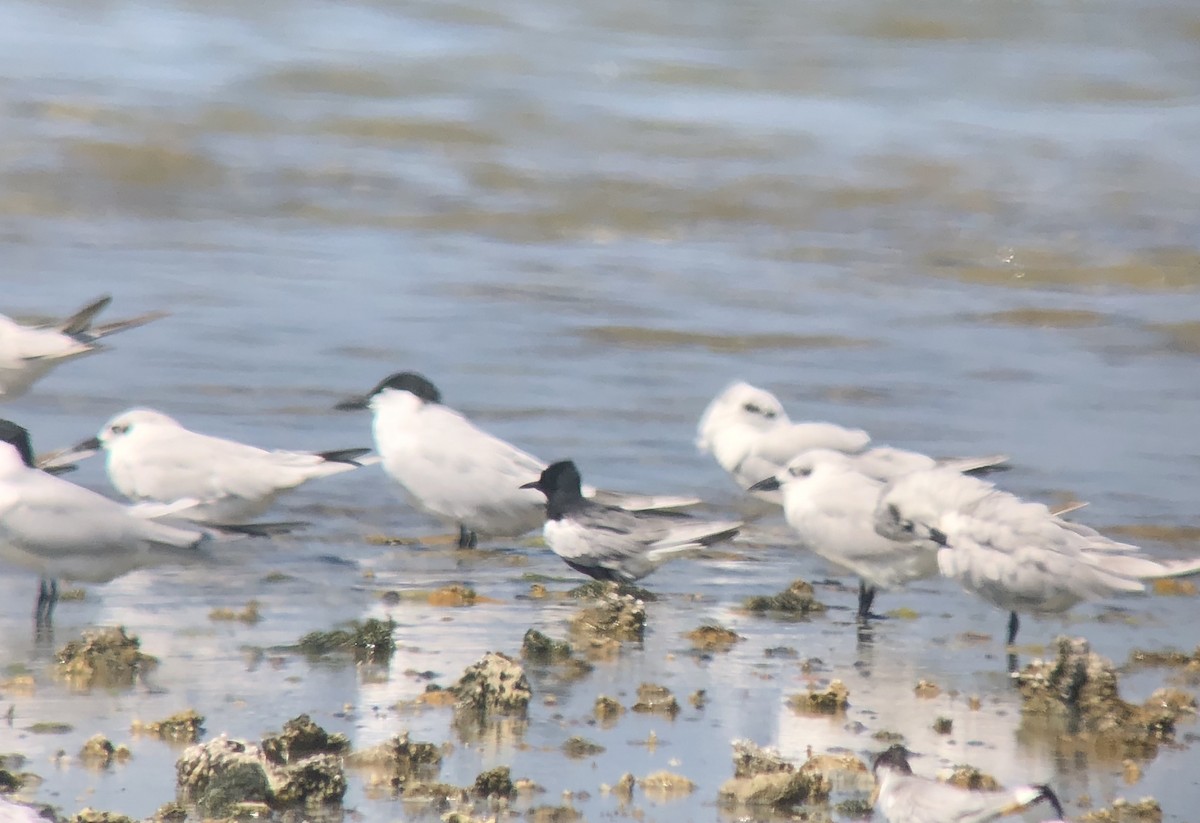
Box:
left=561, top=736, right=605, bottom=759
left=718, top=740, right=831, bottom=809
left=1015, top=636, right=1196, bottom=759
left=568, top=590, right=646, bottom=644
left=56, top=627, right=156, bottom=689
left=345, top=732, right=442, bottom=789
left=72, top=810, right=134, bottom=823
left=743, top=579, right=826, bottom=617
left=686, top=624, right=741, bottom=653
left=631, top=683, right=680, bottom=718
left=132, top=709, right=205, bottom=744
left=473, top=765, right=515, bottom=798
left=594, top=695, right=625, bottom=723
left=520, top=629, right=593, bottom=681
left=788, top=680, right=849, bottom=715
left=941, top=765, right=1000, bottom=791
left=176, top=716, right=349, bottom=816
left=452, top=652, right=532, bottom=718
left=1079, top=797, right=1163, bottom=823
left=261, top=714, right=349, bottom=765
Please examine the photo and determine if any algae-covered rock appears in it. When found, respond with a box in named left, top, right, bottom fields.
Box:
left=132, top=709, right=204, bottom=744
left=1079, top=798, right=1163, bottom=823
left=473, top=765, right=515, bottom=798
left=561, top=736, right=605, bottom=759
left=631, top=683, right=680, bottom=718
left=526, top=805, right=581, bottom=823
left=56, top=627, right=156, bottom=689
left=743, top=579, right=826, bottom=617
left=568, top=579, right=656, bottom=602
left=0, top=769, right=23, bottom=793
left=270, top=753, right=346, bottom=806
left=296, top=618, right=396, bottom=663
left=1015, top=636, right=1194, bottom=758
left=718, top=741, right=832, bottom=810
left=594, top=695, right=625, bottom=723
left=78, top=735, right=131, bottom=768
left=176, top=737, right=272, bottom=818
left=568, top=590, right=646, bottom=644
left=150, top=801, right=187, bottom=822
left=452, top=652, right=532, bottom=718
left=521, top=629, right=573, bottom=664
left=788, top=680, right=849, bottom=714
left=686, top=624, right=741, bottom=653
left=933, top=717, right=953, bottom=735
left=941, top=765, right=1000, bottom=791
left=261, top=714, right=349, bottom=765
left=345, top=732, right=442, bottom=788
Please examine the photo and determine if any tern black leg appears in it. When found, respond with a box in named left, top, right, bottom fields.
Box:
left=856, top=580, right=877, bottom=621
left=1006, top=611, right=1020, bottom=646
left=457, top=525, right=478, bottom=549
left=35, top=577, right=58, bottom=625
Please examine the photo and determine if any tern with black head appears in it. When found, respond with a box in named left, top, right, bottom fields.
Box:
left=875, top=467, right=1200, bottom=646
left=871, top=744, right=1065, bottom=823
left=697, top=380, right=1007, bottom=504
left=522, top=460, right=741, bottom=582
left=0, top=295, right=168, bottom=401
left=336, top=372, right=698, bottom=548
left=54, top=407, right=375, bottom=525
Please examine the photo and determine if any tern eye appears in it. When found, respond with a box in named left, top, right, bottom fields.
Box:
left=111, top=423, right=130, bottom=435
left=789, top=465, right=812, bottom=478
left=742, top=402, right=777, bottom=419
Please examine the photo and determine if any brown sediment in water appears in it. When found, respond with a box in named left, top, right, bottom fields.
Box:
left=208, top=601, right=262, bottom=623
left=582, top=324, right=872, bottom=353
left=55, top=627, right=157, bottom=690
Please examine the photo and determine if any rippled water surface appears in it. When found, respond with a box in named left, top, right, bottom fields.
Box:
left=2, top=0, right=1200, bottom=819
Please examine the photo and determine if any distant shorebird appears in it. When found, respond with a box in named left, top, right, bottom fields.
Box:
left=336, top=372, right=697, bottom=548
left=0, top=295, right=167, bottom=400
left=522, top=460, right=740, bottom=582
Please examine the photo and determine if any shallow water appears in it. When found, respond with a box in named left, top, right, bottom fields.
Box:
left=2, top=0, right=1200, bottom=819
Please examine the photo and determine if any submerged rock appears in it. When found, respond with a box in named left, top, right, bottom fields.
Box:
left=568, top=579, right=656, bottom=602
left=743, top=579, right=826, bottom=617
left=639, top=770, right=695, bottom=799
left=345, top=732, right=443, bottom=789
left=718, top=740, right=832, bottom=809
left=686, top=624, right=741, bottom=653
left=55, top=627, right=156, bottom=689
left=520, top=629, right=593, bottom=682
left=71, top=811, right=134, bottom=823
left=561, top=736, right=605, bottom=759
left=1015, top=636, right=1196, bottom=759
left=78, top=735, right=131, bottom=769
left=788, top=680, right=849, bottom=715
left=452, top=652, right=532, bottom=719
left=526, top=804, right=581, bottom=823
left=131, top=709, right=205, bottom=744
left=631, top=683, right=680, bottom=718
left=296, top=618, right=396, bottom=663
left=593, top=695, right=625, bottom=723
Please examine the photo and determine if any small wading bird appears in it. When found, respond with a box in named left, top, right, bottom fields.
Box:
left=874, top=467, right=1200, bottom=646
left=336, top=372, right=697, bottom=548
left=0, top=295, right=167, bottom=401
left=697, top=381, right=1006, bottom=504
left=749, top=449, right=942, bottom=619
left=871, top=745, right=1065, bottom=823
left=521, top=460, right=741, bottom=583
left=0, top=419, right=296, bottom=624
left=58, top=407, right=374, bottom=524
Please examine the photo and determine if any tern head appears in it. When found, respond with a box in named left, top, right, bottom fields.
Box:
left=696, top=381, right=789, bottom=452
left=874, top=468, right=989, bottom=544
left=0, top=419, right=36, bottom=468
left=747, top=449, right=852, bottom=493
left=871, top=744, right=914, bottom=777
left=81, top=408, right=181, bottom=452
left=335, top=371, right=441, bottom=411
left=521, top=460, right=582, bottom=498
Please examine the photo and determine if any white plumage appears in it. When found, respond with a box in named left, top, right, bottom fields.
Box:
left=67, top=407, right=373, bottom=524
left=874, top=468, right=1200, bottom=643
